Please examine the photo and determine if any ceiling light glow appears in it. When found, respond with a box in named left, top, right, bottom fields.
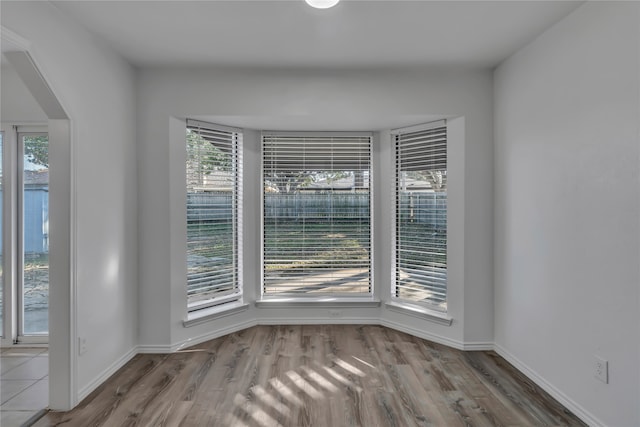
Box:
left=305, top=0, right=340, bottom=9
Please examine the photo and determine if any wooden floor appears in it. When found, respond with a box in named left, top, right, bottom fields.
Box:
left=35, top=325, right=586, bottom=427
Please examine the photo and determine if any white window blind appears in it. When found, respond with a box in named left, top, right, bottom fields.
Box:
left=393, top=122, right=447, bottom=311
left=186, top=119, right=242, bottom=312
left=262, top=133, right=372, bottom=296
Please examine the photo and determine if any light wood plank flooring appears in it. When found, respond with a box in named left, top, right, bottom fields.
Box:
left=35, top=325, right=586, bottom=426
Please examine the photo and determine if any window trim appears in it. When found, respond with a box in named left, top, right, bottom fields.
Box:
left=259, top=131, right=375, bottom=300
left=255, top=298, right=380, bottom=309
left=183, top=301, right=250, bottom=328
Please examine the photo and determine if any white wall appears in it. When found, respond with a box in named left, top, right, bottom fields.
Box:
left=136, top=67, right=494, bottom=350
left=5, top=1, right=638, bottom=420
left=2, top=2, right=138, bottom=405
left=1, top=62, right=47, bottom=123
left=494, top=3, right=640, bottom=426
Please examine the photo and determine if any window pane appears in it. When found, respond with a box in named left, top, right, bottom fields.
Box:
left=395, top=125, right=447, bottom=310
left=23, top=134, right=49, bottom=334
left=263, top=135, right=372, bottom=295
left=186, top=123, right=242, bottom=311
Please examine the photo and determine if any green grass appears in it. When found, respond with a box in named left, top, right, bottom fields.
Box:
left=396, top=221, right=447, bottom=265
left=263, top=220, right=370, bottom=272
left=187, top=220, right=445, bottom=271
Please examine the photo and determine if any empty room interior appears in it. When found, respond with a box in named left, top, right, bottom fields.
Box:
left=1, top=1, right=639, bottom=426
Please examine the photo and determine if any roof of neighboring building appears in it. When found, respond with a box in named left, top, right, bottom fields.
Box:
left=24, top=169, right=49, bottom=186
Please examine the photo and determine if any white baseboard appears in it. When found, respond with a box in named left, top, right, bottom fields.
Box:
left=137, top=321, right=259, bottom=354
left=461, top=341, right=494, bottom=351
left=79, top=323, right=601, bottom=427
left=380, top=318, right=467, bottom=350
left=77, top=346, right=138, bottom=403
left=493, top=343, right=603, bottom=427
left=170, top=319, right=258, bottom=353
left=258, top=317, right=379, bottom=326
left=137, top=344, right=174, bottom=354
left=139, top=318, right=378, bottom=353
left=377, top=320, right=492, bottom=351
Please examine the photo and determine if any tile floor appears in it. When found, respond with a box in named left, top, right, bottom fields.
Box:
left=0, top=347, right=48, bottom=427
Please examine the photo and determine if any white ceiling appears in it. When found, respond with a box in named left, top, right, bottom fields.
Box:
left=51, top=0, right=582, bottom=69
left=190, top=113, right=447, bottom=132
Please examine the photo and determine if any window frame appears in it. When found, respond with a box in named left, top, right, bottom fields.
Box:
left=185, top=119, right=243, bottom=316
left=391, top=120, right=448, bottom=313
left=259, top=131, right=375, bottom=300
left=18, top=130, right=50, bottom=336
left=0, top=125, right=51, bottom=344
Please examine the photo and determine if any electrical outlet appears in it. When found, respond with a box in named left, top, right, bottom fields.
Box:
left=594, top=356, right=608, bottom=383
left=79, top=337, right=88, bottom=355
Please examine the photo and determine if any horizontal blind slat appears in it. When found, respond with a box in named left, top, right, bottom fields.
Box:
left=186, top=121, right=242, bottom=312
left=263, top=134, right=372, bottom=295
left=395, top=124, right=448, bottom=310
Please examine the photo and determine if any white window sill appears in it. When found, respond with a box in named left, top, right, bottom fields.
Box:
left=183, top=302, right=250, bottom=328
left=385, top=301, right=453, bottom=326
left=255, top=297, right=381, bottom=309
